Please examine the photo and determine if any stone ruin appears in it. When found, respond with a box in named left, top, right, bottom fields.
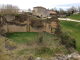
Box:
left=0, top=14, right=60, bottom=35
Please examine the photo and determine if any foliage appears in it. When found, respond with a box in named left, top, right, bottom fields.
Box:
left=61, top=33, right=69, bottom=44
left=15, top=14, right=20, bottom=17
left=17, top=48, right=28, bottom=55
left=66, top=13, right=71, bottom=16
left=0, top=4, right=19, bottom=14
left=3, top=31, right=69, bottom=59
left=68, top=38, right=76, bottom=49
left=55, top=27, right=62, bottom=37
left=60, top=32, right=76, bottom=49
left=30, top=20, right=43, bottom=28
left=55, top=21, right=76, bottom=49
left=38, top=36, right=43, bottom=44
left=60, top=20, right=80, bottom=51
left=55, top=10, right=59, bottom=14
left=63, top=12, right=67, bottom=15
left=35, top=47, right=53, bottom=55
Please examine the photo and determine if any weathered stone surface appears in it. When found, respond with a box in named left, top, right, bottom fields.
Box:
left=4, top=15, right=15, bottom=21
left=50, top=53, right=80, bottom=60
left=0, top=28, right=6, bottom=35
left=35, top=57, right=43, bottom=60
left=28, top=56, right=34, bottom=60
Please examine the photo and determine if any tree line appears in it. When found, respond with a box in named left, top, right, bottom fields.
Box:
left=0, top=4, right=19, bottom=15
left=50, top=6, right=80, bottom=15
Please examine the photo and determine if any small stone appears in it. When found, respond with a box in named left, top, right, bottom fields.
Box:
left=67, top=54, right=72, bottom=59
left=35, top=57, right=42, bottom=60
left=4, top=43, right=5, bottom=45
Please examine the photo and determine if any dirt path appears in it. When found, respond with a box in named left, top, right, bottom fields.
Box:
left=58, top=18, right=80, bottom=22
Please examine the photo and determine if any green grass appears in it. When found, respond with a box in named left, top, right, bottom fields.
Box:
left=7, top=32, right=55, bottom=44
left=7, top=32, right=38, bottom=43
left=1, top=31, right=69, bottom=59
left=27, top=25, right=30, bottom=32
left=60, top=20, right=80, bottom=52
left=67, top=14, right=80, bottom=21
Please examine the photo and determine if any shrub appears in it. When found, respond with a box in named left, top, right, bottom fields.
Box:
left=36, top=47, right=52, bottom=55
left=38, top=37, right=43, bottom=44
left=53, top=48, right=60, bottom=53
left=60, top=32, right=76, bottom=49
left=66, top=14, right=71, bottom=16
left=68, top=38, right=76, bottom=49
left=61, top=34, right=69, bottom=44
left=55, top=27, right=62, bottom=37
left=30, top=20, right=43, bottom=28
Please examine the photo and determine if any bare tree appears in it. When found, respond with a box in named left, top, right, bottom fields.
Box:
left=78, top=6, right=80, bottom=13
left=70, top=6, right=78, bottom=14
left=0, top=4, right=19, bottom=15
left=53, top=7, right=59, bottom=14
left=59, top=8, right=64, bottom=14
left=67, top=8, right=71, bottom=15
left=28, top=8, right=31, bottom=12
left=53, top=7, right=57, bottom=11
left=50, top=8, right=54, bottom=12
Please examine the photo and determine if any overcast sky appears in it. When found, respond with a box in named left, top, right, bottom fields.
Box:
left=0, top=0, right=80, bottom=11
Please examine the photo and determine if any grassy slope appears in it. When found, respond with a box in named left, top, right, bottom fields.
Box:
left=67, top=14, right=80, bottom=21
left=60, top=20, right=80, bottom=52
left=4, top=32, right=68, bottom=59
left=7, top=32, right=38, bottom=44
left=7, top=32, right=55, bottom=44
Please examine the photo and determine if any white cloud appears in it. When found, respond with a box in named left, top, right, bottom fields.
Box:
left=0, top=0, right=80, bottom=10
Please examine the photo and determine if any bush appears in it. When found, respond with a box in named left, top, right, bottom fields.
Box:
left=36, top=47, right=52, bottom=54
left=60, top=33, right=76, bottom=49
left=38, top=37, right=43, bottom=44
left=55, top=27, right=62, bottom=37
left=30, top=20, right=43, bottom=28
left=68, top=38, right=76, bottom=49
left=61, top=34, right=69, bottom=44
left=66, top=14, right=71, bottom=16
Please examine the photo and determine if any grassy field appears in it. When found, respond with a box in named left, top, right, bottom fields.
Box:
left=60, top=20, right=80, bottom=52
left=67, top=14, right=80, bottom=21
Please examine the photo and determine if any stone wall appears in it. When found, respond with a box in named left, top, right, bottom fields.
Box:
left=1, top=15, right=59, bottom=33
left=30, top=26, right=43, bottom=32
left=7, top=24, right=27, bottom=32
left=4, top=15, right=15, bottom=21
left=45, top=23, right=51, bottom=33
left=1, top=24, right=7, bottom=33
left=50, top=22, right=57, bottom=28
